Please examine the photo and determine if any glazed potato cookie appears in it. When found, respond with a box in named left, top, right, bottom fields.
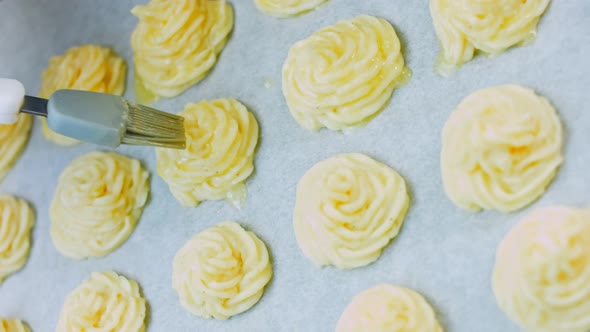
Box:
left=172, top=222, right=272, bottom=319
left=282, top=15, right=410, bottom=131
left=441, top=85, right=563, bottom=213
left=293, top=153, right=409, bottom=269
left=493, top=206, right=590, bottom=332
left=336, top=284, right=443, bottom=332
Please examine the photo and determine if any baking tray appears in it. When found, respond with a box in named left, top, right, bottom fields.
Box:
left=0, top=0, right=589, bottom=331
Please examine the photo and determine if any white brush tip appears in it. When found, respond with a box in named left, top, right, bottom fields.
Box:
left=0, top=78, right=25, bottom=124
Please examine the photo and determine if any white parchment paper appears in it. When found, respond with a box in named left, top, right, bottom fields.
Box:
left=0, top=1, right=589, bottom=331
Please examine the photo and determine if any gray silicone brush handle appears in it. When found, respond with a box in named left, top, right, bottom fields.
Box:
left=46, top=90, right=126, bottom=148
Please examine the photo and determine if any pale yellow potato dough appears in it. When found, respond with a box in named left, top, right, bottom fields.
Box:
left=336, top=284, right=443, bottom=332
left=131, top=0, right=233, bottom=99
left=56, top=271, right=146, bottom=332
left=0, top=114, right=32, bottom=182
left=493, top=206, right=590, bottom=332
left=39, top=44, right=126, bottom=145
left=173, top=222, right=272, bottom=320
left=293, top=153, right=409, bottom=269
left=441, top=85, right=563, bottom=213
left=0, top=319, right=30, bottom=332
left=50, top=152, right=149, bottom=259
left=0, top=196, right=34, bottom=284
left=282, top=15, right=411, bottom=131
left=430, top=0, right=551, bottom=75
left=254, top=0, right=327, bottom=17
left=156, top=99, right=259, bottom=208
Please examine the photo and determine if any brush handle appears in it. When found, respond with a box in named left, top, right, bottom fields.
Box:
left=0, top=78, right=26, bottom=124
left=47, top=89, right=126, bottom=148
left=0, top=78, right=48, bottom=124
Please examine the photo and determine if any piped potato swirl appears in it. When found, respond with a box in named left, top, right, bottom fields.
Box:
left=282, top=15, right=410, bottom=131
left=0, top=114, right=32, bottom=182
left=336, top=284, right=443, bottom=332
left=493, top=206, right=590, bottom=332
left=293, top=153, right=409, bottom=269
left=172, top=222, right=272, bottom=319
left=156, top=99, right=259, bottom=208
left=131, top=0, right=233, bottom=98
left=430, top=0, right=552, bottom=74
left=441, top=85, right=563, bottom=213
left=56, top=271, right=146, bottom=332
left=50, top=152, right=149, bottom=259
left=0, top=319, right=30, bottom=332
left=0, top=196, right=34, bottom=284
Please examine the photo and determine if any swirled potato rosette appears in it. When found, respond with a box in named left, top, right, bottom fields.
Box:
left=39, top=44, right=126, bottom=145
left=56, top=271, right=146, bottom=332
left=254, top=0, right=327, bottom=17
left=441, top=85, right=563, bottom=213
left=131, top=0, right=233, bottom=98
left=282, top=15, right=411, bottom=131
left=0, top=196, right=34, bottom=284
left=0, top=319, right=30, bottom=332
left=0, top=114, right=32, bottom=182
left=493, top=206, right=590, bottom=332
left=156, top=99, right=259, bottom=208
left=50, top=152, right=149, bottom=259
left=293, top=153, right=409, bottom=269
left=336, top=284, right=443, bottom=332
left=172, top=222, right=272, bottom=319
left=430, top=0, right=551, bottom=74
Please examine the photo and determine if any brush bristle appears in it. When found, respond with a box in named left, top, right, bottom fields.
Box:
left=123, top=102, right=186, bottom=149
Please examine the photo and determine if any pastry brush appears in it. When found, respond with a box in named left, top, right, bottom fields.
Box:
left=0, top=78, right=185, bottom=149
